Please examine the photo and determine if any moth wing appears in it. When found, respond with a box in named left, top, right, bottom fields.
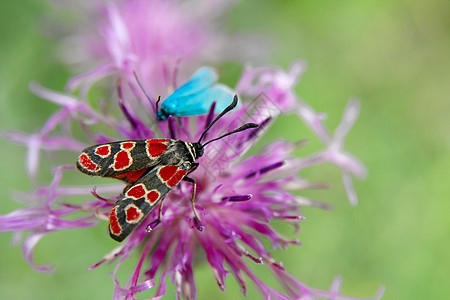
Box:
left=76, top=139, right=174, bottom=184
left=161, top=67, right=218, bottom=114
left=108, top=162, right=191, bottom=242
left=167, top=84, right=235, bottom=117
left=166, top=67, right=217, bottom=99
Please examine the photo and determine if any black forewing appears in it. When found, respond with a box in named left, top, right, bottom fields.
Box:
left=108, top=160, right=191, bottom=242
left=76, top=139, right=177, bottom=184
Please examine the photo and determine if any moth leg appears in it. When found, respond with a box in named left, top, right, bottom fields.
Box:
left=158, top=196, right=165, bottom=220
left=147, top=196, right=167, bottom=232
left=186, top=163, right=199, bottom=175
left=183, top=176, right=200, bottom=221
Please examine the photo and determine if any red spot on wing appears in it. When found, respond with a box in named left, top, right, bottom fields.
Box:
left=146, top=139, right=169, bottom=157
left=121, top=142, right=135, bottom=150
left=95, top=145, right=111, bottom=157
left=114, top=151, right=132, bottom=170
left=109, top=207, right=122, bottom=235
left=125, top=205, right=142, bottom=223
left=126, top=184, right=147, bottom=199
left=158, top=165, right=187, bottom=188
left=146, top=190, right=160, bottom=204
left=158, top=165, right=178, bottom=181
left=167, top=169, right=187, bottom=188
left=78, top=153, right=100, bottom=172
left=116, top=169, right=147, bottom=183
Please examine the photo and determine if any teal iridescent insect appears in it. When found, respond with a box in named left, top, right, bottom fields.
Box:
left=156, top=67, right=234, bottom=120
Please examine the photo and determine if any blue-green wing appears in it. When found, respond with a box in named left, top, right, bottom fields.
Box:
left=160, top=67, right=234, bottom=117
left=165, top=84, right=234, bottom=116
left=165, top=67, right=217, bottom=100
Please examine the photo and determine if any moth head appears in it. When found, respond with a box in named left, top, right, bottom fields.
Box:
left=156, top=110, right=167, bottom=120
left=192, top=142, right=204, bottom=159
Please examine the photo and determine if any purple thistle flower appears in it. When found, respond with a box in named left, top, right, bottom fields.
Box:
left=1, top=1, right=382, bottom=299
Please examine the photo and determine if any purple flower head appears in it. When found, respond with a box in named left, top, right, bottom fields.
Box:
left=65, top=0, right=240, bottom=98
left=1, top=1, right=382, bottom=299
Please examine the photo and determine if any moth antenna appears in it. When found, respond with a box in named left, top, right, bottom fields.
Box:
left=197, top=95, right=238, bottom=144
left=202, top=123, right=259, bottom=147
left=155, top=96, right=161, bottom=114
left=133, top=71, right=157, bottom=114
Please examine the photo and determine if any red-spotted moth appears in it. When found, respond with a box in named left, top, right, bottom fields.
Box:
left=77, top=96, right=258, bottom=242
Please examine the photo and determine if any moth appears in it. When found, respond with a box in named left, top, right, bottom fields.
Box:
left=155, top=67, right=234, bottom=120
left=77, top=96, right=257, bottom=241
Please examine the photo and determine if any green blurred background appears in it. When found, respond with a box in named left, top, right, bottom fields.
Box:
left=0, top=0, right=448, bottom=299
